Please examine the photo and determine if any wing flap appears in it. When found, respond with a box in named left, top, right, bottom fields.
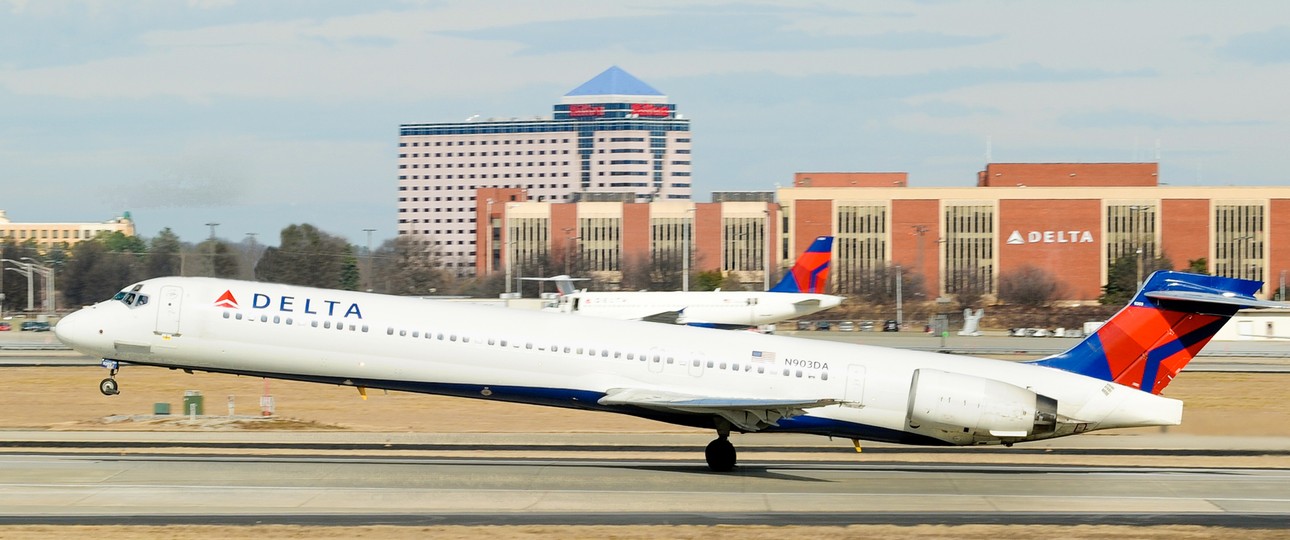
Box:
left=598, top=388, right=839, bottom=432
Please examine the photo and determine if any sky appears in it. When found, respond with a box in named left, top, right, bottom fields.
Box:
left=2, top=0, right=1289, bottom=247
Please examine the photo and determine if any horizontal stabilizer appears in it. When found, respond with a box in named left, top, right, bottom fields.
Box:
left=1145, top=289, right=1290, bottom=310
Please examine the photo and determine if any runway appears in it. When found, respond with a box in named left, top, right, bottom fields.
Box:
left=1, top=451, right=1288, bottom=527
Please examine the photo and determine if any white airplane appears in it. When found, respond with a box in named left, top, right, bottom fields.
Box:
left=541, top=236, right=842, bottom=329
left=54, top=271, right=1279, bottom=471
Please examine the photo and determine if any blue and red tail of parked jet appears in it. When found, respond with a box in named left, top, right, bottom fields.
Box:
left=770, top=236, right=833, bottom=294
left=1035, top=271, right=1280, bottom=394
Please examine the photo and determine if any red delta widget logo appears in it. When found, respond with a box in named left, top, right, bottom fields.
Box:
left=213, top=290, right=364, bottom=319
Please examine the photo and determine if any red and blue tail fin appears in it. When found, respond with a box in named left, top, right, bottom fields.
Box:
left=1033, top=271, right=1280, bottom=394
left=770, top=236, right=833, bottom=293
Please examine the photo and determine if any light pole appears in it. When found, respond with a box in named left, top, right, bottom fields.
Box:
left=363, top=228, right=376, bottom=292
left=2, top=259, right=33, bottom=312
left=682, top=207, right=694, bottom=292
left=22, top=258, right=53, bottom=314
left=895, top=265, right=904, bottom=330
left=763, top=209, right=771, bottom=291
left=504, top=207, right=513, bottom=295
left=244, top=232, right=258, bottom=279
left=563, top=227, right=576, bottom=275
left=205, top=222, right=220, bottom=277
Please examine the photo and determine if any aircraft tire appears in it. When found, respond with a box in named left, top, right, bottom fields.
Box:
left=99, top=378, right=119, bottom=396
left=705, top=437, right=736, bottom=472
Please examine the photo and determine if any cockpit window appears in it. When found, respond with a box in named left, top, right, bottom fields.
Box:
left=114, top=288, right=149, bottom=308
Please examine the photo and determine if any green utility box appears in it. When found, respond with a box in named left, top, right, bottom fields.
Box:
left=153, top=402, right=171, bottom=415
left=182, top=390, right=204, bottom=416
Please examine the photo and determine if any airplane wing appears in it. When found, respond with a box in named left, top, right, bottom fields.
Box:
left=598, top=387, right=840, bottom=432
left=639, top=310, right=684, bottom=325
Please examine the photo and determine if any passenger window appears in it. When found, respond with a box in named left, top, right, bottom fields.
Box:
left=720, top=362, right=727, bottom=370
left=757, top=366, right=765, bottom=374
left=260, top=315, right=268, bottom=323
left=412, top=331, right=420, bottom=338
left=450, top=335, right=457, bottom=342
left=707, top=361, right=714, bottom=368
left=796, top=370, right=803, bottom=378
left=783, top=369, right=790, bottom=376
left=310, top=320, right=317, bottom=328
left=666, top=357, right=673, bottom=364
left=273, top=316, right=281, bottom=324
left=286, top=318, right=293, bottom=325
left=821, top=372, right=829, bottom=381
left=236, top=313, right=244, bottom=321
left=384, top=326, right=391, bottom=334
left=362, top=325, right=369, bottom=333
left=399, top=330, right=407, bottom=337
left=222, top=312, right=230, bottom=319
left=525, top=343, right=533, bottom=349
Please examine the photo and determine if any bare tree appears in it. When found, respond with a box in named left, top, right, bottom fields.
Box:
left=997, top=265, right=1065, bottom=307
left=370, top=236, right=453, bottom=296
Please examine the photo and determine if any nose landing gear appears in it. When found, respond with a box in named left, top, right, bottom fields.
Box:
left=99, top=359, right=120, bottom=396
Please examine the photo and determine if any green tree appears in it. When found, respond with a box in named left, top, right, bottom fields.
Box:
left=62, top=240, right=142, bottom=307
left=693, top=270, right=724, bottom=291
left=254, top=224, right=357, bottom=289
left=144, top=228, right=183, bottom=278
left=1187, top=257, right=1209, bottom=274
left=1101, top=252, right=1173, bottom=305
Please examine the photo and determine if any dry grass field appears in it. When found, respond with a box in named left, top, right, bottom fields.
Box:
left=2, top=366, right=1286, bottom=437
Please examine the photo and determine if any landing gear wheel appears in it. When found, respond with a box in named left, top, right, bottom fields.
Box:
left=99, top=378, right=119, bottom=396
left=705, top=437, right=737, bottom=472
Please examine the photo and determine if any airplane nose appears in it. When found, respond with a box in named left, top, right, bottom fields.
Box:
left=55, top=308, right=109, bottom=355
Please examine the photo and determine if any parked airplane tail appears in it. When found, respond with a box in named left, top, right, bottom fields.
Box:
left=1033, top=271, right=1281, bottom=394
left=769, top=236, right=833, bottom=294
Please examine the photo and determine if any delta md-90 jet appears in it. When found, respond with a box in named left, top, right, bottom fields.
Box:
left=539, top=235, right=841, bottom=329
left=55, top=271, right=1278, bottom=471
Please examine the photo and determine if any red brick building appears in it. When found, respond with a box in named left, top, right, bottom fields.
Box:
left=779, top=164, right=1289, bottom=301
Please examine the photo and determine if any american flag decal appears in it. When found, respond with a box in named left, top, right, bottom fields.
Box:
left=751, top=350, right=776, bottom=364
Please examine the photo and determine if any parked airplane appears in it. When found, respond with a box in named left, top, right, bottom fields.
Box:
left=540, top=236, right=841, bottom=329
left=54, top=271, right=1279, bottom=471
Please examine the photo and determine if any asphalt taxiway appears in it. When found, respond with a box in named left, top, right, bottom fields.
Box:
left=1, top=434, right=1288, bottom=527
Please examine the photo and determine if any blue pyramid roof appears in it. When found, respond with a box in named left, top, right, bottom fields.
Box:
left=565, top=66, right=663, bottom=97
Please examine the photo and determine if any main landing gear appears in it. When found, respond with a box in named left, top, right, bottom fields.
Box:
left=704, top=423, right=737, bottom=472
left=99, top=359, right=120, bottom=396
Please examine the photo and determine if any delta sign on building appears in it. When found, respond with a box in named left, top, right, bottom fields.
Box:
left=780, top=164, right=1290, bottom=301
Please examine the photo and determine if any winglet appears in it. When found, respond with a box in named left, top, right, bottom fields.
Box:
left=770, top=236, right=833, bottom=293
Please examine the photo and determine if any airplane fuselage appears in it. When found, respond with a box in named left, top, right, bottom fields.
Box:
left=57, top=277, right=1182, bottom=447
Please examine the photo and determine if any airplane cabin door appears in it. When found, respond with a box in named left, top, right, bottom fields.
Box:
left=843, top=364, right=865, bottom=407
left=156, top=285, right=183, bottom=335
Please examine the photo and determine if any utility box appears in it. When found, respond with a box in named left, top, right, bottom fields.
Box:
left=182, top=390, right=204, bottom=416
left=153, top=403, right=171, bottom=415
